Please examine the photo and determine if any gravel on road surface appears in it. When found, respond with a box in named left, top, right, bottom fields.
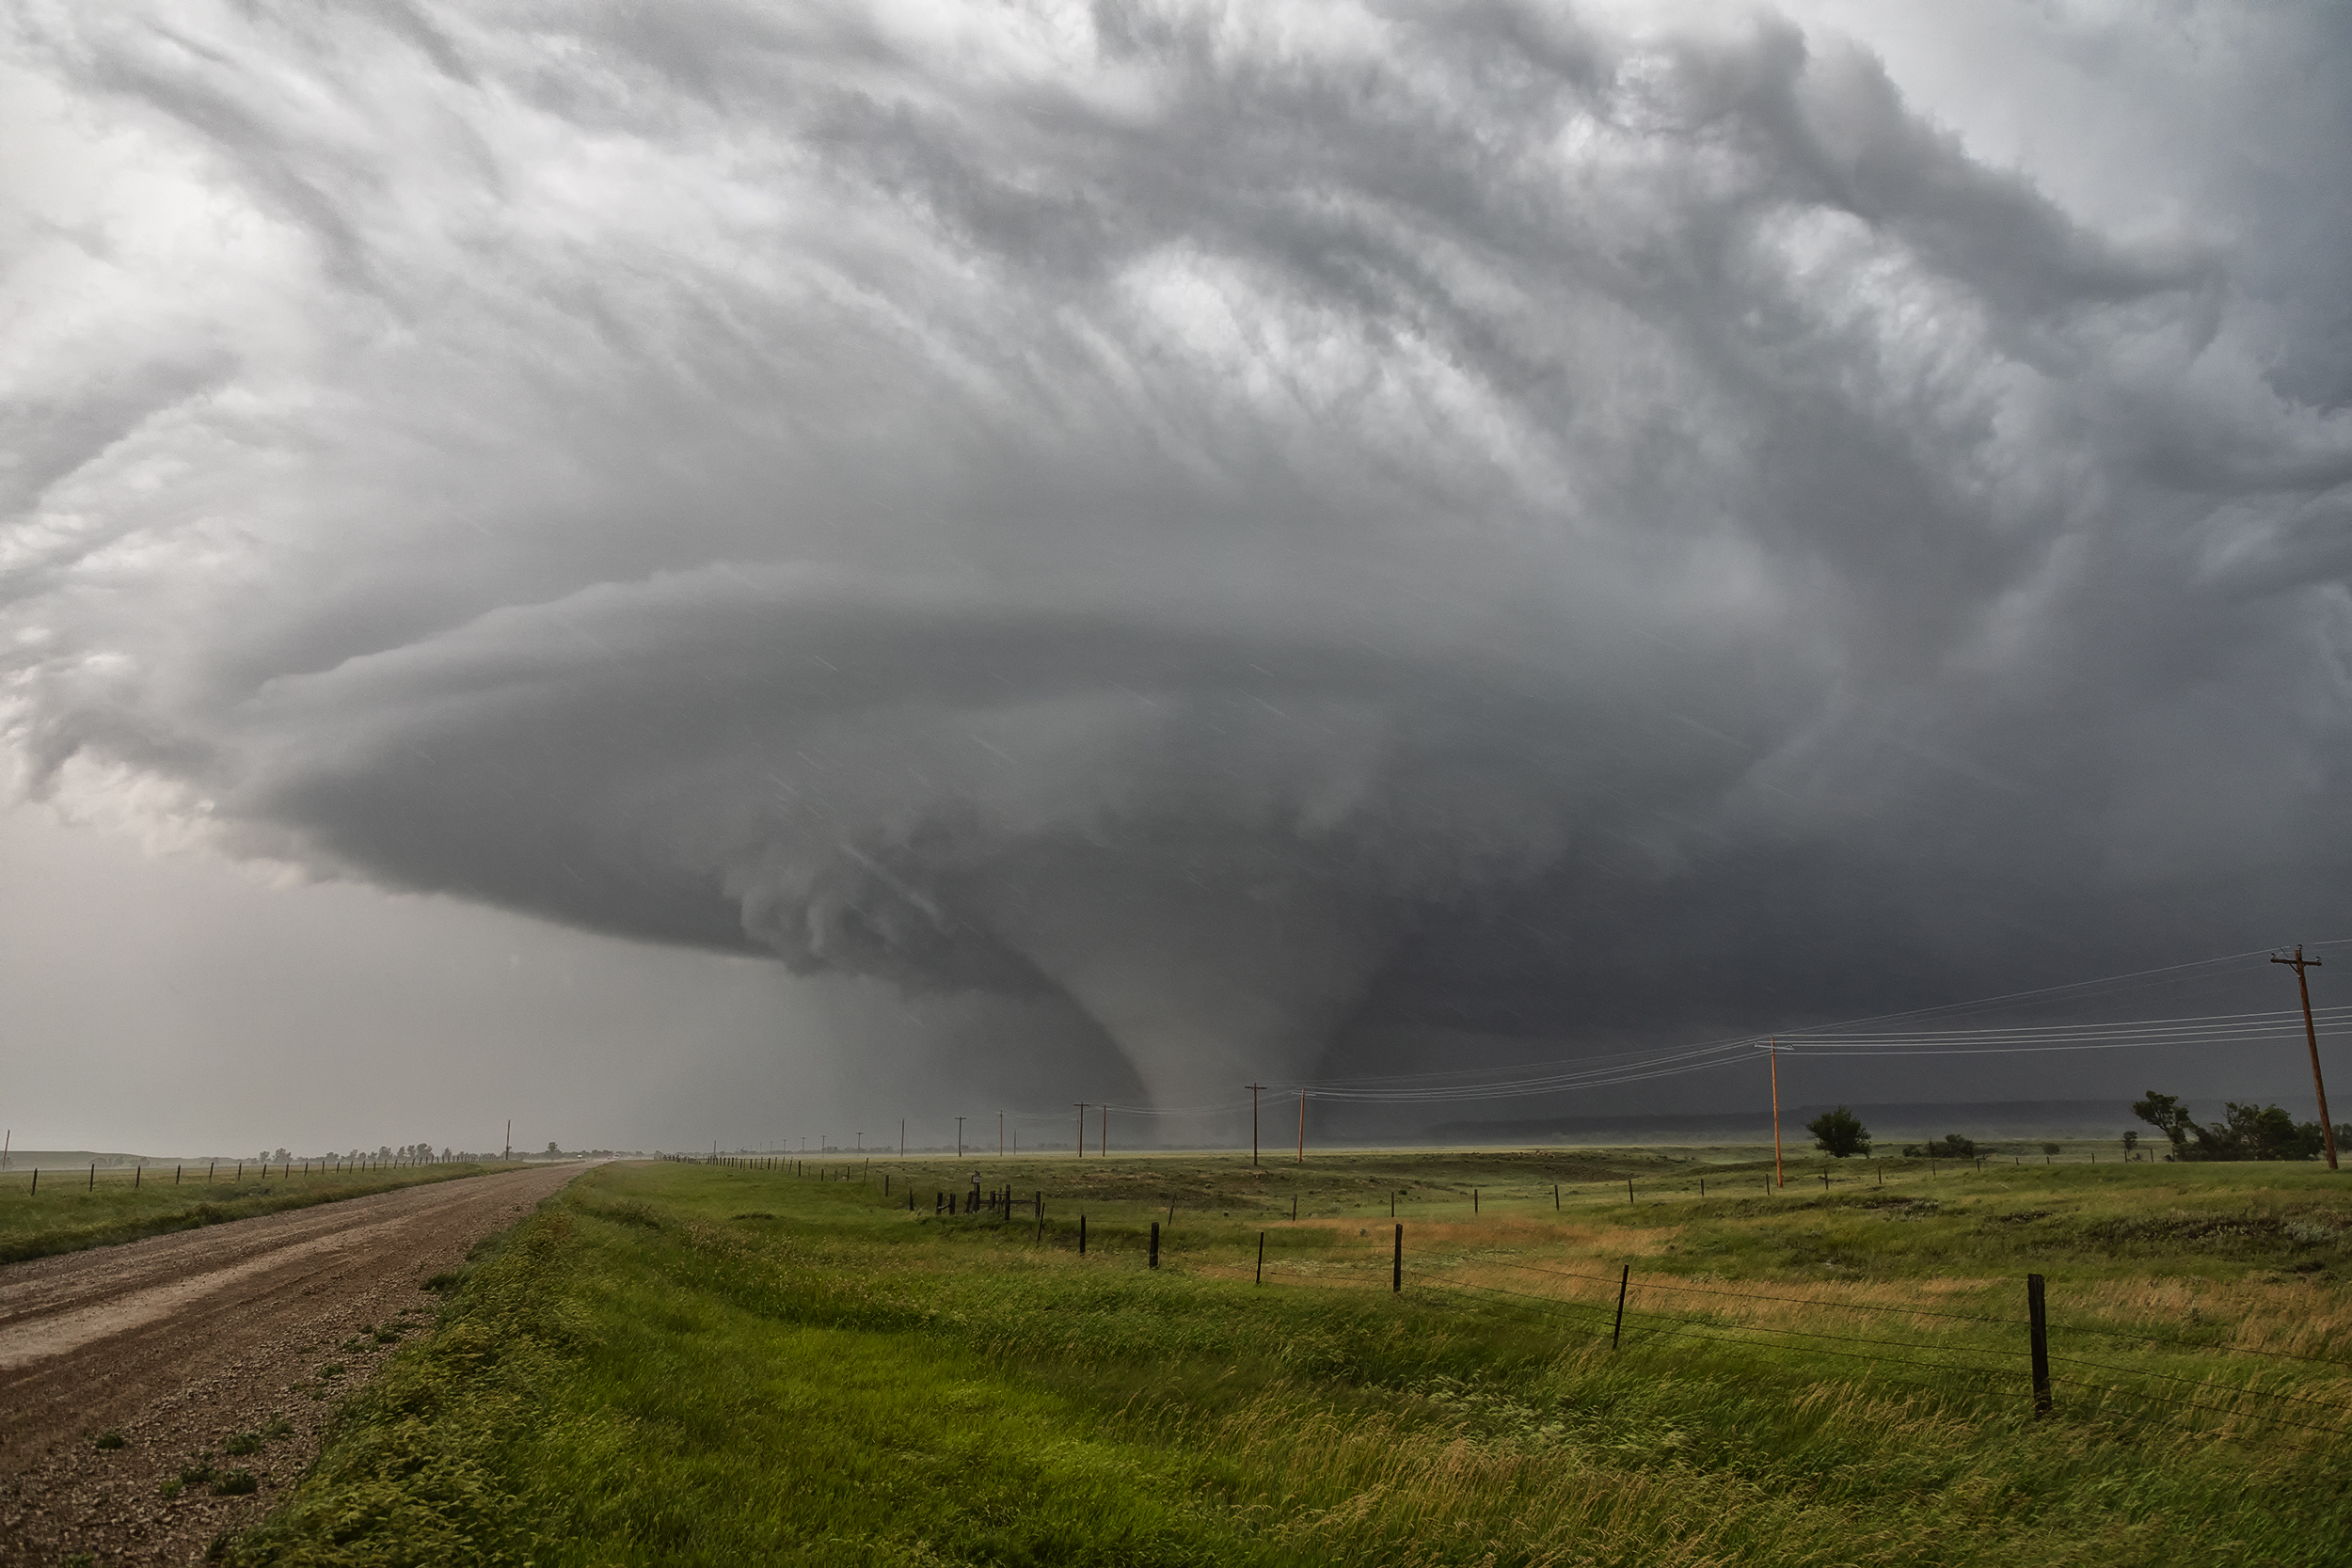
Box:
left=0, top=1161, right=594, bottom=1566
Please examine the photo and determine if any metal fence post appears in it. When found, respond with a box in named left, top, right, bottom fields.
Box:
left=2028, top=1274, right=2053, bottom=1416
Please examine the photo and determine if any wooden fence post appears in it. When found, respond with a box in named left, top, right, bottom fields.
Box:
left=2028, top=1274, right=2053, bottom=1417
left=1079, top=1214, right=1088, bottom=1255
left=1150, top=1221, right=1160, bottom=1268
left=1392, top=1224, right=1402, bottom=1292
left=1627, top=1179, right=1633, bottom=1206
left=1613, top=1264, right=1629, bottom=1347
left=1257, top=1231, right=1265, bottom=1285
left=1473, top=1187, right=1479, bottom=1214
left=1553, top=1183, right=1560, bottom=1210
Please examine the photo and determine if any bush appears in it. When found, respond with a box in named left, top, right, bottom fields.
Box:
left=1900, top=1134, right=1976, bottom=1159
left=1806, top=1106, right=1870, bottom=1158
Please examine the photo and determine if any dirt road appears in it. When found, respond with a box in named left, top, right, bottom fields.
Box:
left=0, top=1162, right=593, bottom=1566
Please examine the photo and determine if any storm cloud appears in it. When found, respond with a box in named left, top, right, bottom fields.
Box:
left=7, top=0, right=2352, bottom=1122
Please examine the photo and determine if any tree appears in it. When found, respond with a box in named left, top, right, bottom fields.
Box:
left=2042, top=1142, right=2062, bottom=1156
left=546, top=1141, right=561, bottom=1156
left=2134, top=1090, right=2326, bottom=1161
left=2122, top=1130, right=2138, bottom=1153
left=2132, top=1091, right=2197, bottom=1157
left=1807, top=1106, right=1870, bottom=1158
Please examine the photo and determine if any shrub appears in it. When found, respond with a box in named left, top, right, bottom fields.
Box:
left=1806, top=1106, right=1870, bottom=1158
left=1901, top=1134, right=1976, bottom=1159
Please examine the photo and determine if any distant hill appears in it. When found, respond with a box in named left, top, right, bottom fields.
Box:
left=1423, top=1100, right=2137, bottom=1144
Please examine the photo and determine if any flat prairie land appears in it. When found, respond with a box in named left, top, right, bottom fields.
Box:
left=224, top=1148, right=2352, bottom=1567
left=0, top=1161, right=516, bottom=1265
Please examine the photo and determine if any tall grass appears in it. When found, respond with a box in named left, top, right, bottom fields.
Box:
left=226, top=1156, right=2352, bottom=1566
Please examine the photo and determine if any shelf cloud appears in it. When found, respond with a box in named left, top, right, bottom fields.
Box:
left=8, top=0, right=2351, bottom=1115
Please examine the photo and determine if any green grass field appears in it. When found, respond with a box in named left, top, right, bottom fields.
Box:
left=221, top=1148, right=2352, bottom=1566
left=0, top=1160, right=516, bottom=1264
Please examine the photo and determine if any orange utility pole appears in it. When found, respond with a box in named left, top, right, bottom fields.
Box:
left=2273, top=945, right=2339, bottom=1171
left=1248, top=1084, right=1265, bottom=1166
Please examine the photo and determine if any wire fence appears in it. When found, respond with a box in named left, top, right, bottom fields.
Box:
left=672, top=1152, right=2352, bottom=1446
left=8, top=1154, right=482, bottom=1195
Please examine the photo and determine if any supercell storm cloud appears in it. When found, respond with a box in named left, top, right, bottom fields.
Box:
left=6, top=1, right=2352, bottom=1115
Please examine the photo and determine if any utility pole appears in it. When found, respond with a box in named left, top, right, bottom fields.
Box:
left=504, top=1120, right=512, bottom=1162
left=1296, top=1089, right=1306, bottom=1165
left=855, top=1132, right=862, bottom=1152
left=1247, top=1084, right=1265, bottom=1166
left=900, top=1118, right=905, bottom=1158
left=999, top=1112, right=1004, bottom=1155
left=1074, top=1103, right=1087, bottom=1157
left=956, top=1117, right=965, bottom=1158
left=2274, top=945, right=2339, bottom=1171
left=1100, top=1103, right=1107, bottom=1157
left=1757, top=1039, right=1784, bottom=1190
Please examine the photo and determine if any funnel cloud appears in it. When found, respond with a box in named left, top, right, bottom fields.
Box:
left=6, top=1, right=2352, bottom=1129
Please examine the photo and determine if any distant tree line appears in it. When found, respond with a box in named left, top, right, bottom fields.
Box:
left=2132, top=1090, right=2348, bottom=1161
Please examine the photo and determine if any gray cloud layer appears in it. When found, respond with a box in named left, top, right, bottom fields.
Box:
left=7, top=0, right=2351, bottom=1114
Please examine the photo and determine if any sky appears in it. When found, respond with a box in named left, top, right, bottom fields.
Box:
left=4, top=0, right=2351, bottom=1156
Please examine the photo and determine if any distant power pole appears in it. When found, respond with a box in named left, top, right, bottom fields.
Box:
left=999, top=1112, right=1005, bottom=1155
left=2273, top=945, right=2339, bottom=1171
left=855, top=1132, right=863, bottom=1152
left=900, top=1119, right=906, bottom=1158
left=1296, top=1089, right=1306, bottom=1165
left=1759, top=1040, right=1785, bottom=1190
left=1074, top=1103, right=1088, bottom=1157
left=1247, top=1084, right=1265, bottom=1166
left=956, top=1117, right=965, bottom=1158
left=1100, top=1103, right=1108, bottom=1157
left=504, top=1120, right=512, bottom=1162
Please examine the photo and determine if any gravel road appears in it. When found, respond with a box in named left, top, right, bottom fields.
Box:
left=0, top=1162, right=594, bottom=1566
